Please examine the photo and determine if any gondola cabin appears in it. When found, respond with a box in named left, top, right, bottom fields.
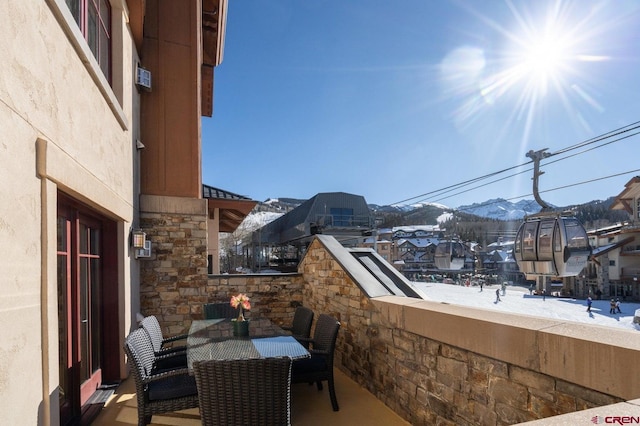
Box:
left=514, top=213, right=591, bottom=277
left=434, top=240, right=466, bottom=270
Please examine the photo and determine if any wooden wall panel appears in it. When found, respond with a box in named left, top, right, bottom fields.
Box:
left=140, top=0, right=202, bottom=198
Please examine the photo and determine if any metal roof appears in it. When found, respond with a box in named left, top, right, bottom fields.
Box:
left=252, top=192, right=372, bottom=245
left=202, top=184, right=256, bottom=233
left=202, top=184, right=252, bottom=200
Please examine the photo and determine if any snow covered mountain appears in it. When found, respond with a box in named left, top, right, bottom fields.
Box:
left=368, top=201, right=449, bottom=213
left=456, top=198, right=543, bottom=220
left=369, top=198, right=542, bottom=221
left=241, top=196, right=621, bottom=232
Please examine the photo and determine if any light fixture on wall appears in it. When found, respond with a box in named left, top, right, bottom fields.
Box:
left=131, top=229, right=151, bottom=259
left=132, top=229, right=146, bottom=248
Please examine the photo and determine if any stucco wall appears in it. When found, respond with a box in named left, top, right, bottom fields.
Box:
left=299, top=237, right=640, bottom=425
left=0, top=1, right=138, bottom=424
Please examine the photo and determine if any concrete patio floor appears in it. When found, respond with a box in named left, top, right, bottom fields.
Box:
left=92, top=368, right=409, bottom=426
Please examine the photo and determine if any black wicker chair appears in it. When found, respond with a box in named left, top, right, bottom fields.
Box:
left=140, top=315, right=188, bottom=354
left=203, top=302, right=239, bottom=319
left=282, top=306, right=314, bottom=347
left=140, top=315, right=187, bottom=370
left=124, top=328, right=199, bottom=426
left=291, top=313, right=341, bottom=411
left=193, top=357, right=292, bottom=426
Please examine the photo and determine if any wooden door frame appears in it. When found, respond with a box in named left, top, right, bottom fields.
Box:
left=57, top=193, right=120, bottom=422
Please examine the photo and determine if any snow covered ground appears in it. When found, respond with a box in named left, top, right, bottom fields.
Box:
left=412, top=281, right=640, bottom=332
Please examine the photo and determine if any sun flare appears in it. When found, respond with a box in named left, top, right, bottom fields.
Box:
left=441, top=0, right=621, bottom=140
left=519, top=34, right=568, bottom=88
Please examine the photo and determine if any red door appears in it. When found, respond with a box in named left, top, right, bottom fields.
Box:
left=57, top=196, right=109, bottom=424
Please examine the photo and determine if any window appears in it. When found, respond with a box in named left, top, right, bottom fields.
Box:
left=330, top=208, right=354, bottom=227
left=521, top=222, right=538, bottom=261
left=537, top=220, right=554, bottom=260
left=564, top=219, right=589, bottom=250
left=609, top=260, right=616, bottom=266
left=65, top=0, right=111, bottom=82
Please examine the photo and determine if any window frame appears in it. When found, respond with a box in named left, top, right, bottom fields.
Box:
left=65, top=0, right=112, bottom=83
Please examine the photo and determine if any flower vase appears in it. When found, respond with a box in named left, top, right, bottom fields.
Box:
left=232, top=319, right=249, bottom=337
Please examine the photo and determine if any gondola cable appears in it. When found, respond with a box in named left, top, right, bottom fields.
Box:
left=550, top=121, right=640, bottom=156
left=391, top=121, right=640, bottom=207
left=436, top=167, right=640, bottom=210
left=426, top=130, right=640, bottom=206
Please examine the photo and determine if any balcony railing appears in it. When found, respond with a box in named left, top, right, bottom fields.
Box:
left=621, top=267, right=640, bottom=278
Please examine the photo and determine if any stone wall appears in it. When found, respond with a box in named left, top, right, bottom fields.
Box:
left=299, top=237, right=640, bottom=426
left=139, top=194, right=209, bottom=336
left=205, top=274, right=305, bottom=327
left=139, top=194, right=306, bottom=335
left=138, top=221, right=639, bottom=425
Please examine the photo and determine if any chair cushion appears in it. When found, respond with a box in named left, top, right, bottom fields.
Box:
left=154, top=352, right=188, bottom=372
left=147, top=374, right=198, bottom=401
left=292, top=355, right=327, bottom=375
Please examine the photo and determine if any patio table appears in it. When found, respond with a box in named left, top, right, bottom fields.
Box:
left=187, top=318, right=310, bottom=372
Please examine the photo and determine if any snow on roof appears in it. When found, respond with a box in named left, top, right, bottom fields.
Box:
left=397, top=238, right=438, bottom=248
left=392, top=225, right=440, bottom=233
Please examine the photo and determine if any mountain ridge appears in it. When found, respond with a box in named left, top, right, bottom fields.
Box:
left=248, top=196, right=629, bottom=232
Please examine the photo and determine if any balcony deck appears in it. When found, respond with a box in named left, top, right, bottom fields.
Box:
left=92, top=367, right=409, bottom=426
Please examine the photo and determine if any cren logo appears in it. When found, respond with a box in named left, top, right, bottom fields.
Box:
left=591, top=416, right=640, bottom=425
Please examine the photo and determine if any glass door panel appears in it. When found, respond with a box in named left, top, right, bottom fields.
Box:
left=57, top=199, right=105, bottom=422
left=90, top=258, right=102, bottom=371
left=78, top=218, right=102, bottom=404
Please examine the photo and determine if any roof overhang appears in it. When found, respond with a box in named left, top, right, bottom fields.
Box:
left=203, top=184, right=256, bottom=233
left=201, top=0, right=228, bottom=117
left=590, top=236, right=635, bottom=259
left=610, top=176, right=640, bottom=214
left=208, top=199, right=257, bottom=233
left=202, top=0, right=227, bottom=68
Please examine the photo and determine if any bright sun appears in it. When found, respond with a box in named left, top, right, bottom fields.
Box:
left=516, top=31, right=570, bottom=94
left=442, top=1, right=616, bottom=140
left=524, top=36, right=565, bottom=75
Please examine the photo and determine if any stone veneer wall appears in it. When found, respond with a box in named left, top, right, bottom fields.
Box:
left=138, top=193, right=306, bottom=335
left=139, top=195, right=209, bottom=336
left=205, top=274, right=305, bottom=327
left=299, top=237, right=640, bottom=425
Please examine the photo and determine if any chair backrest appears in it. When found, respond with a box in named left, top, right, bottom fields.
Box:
left=193, top=357, right=292, bottom=426
left=290, top=306, right=314, bottom=338
left=312, top=314, right=341, bottom=363
left=124, top=328, right=157, bottom=380
left=140, top=315, right=164, bottom=354
left=203, top=302, right=238, bottom=320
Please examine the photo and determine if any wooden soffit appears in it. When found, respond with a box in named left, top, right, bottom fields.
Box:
left=201, top=0, right=227, bottom=117
left=203, top=184, right=256, bottom=233
left=202, top=0, right=227, bottom=67
left=208, top=199, right=257, bottom=233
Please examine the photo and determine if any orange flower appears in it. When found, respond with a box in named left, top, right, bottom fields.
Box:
left=230, top=294, right=251, bottom=321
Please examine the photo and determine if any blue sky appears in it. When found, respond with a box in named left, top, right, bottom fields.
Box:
left=202, top=0, right=640, bottom=208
